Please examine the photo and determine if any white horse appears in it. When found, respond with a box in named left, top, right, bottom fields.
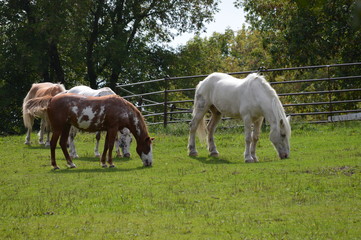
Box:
left=188, top=73, right=291, bottom=162
left=66, top=86, right=132, bottom=158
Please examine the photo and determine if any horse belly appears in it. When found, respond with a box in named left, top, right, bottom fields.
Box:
left=211, top=88, right=242, bottom=118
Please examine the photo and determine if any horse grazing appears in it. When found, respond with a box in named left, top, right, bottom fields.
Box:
left=26, top=93, right=153, bottom=169
left=66, top=85, right=132, bottom=158
left=22, top=82, right=66, bottom=146
left=188, top=73, right=291, bottom=162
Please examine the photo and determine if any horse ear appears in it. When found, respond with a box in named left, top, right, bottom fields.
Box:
left=286, top=115, right=291, bottom=122
left=145, top=137, right=155, bottom=143
left=280, top=118, right=284, bottom=127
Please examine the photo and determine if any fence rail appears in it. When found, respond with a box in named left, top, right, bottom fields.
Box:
left=117, top=62, right=361, bottom=126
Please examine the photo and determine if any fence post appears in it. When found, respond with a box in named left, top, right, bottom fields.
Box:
left=327, top=65, right=333, bottom=122
left=164, top=76, right=170, bottom=127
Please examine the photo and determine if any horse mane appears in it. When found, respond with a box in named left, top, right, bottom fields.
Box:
left=248, top=73, right=290, bottom=130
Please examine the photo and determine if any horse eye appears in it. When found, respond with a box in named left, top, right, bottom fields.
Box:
left=281, top=134, right=286, bottom=138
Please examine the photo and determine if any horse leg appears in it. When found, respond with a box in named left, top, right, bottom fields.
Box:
left=24, top=117, right=34, bottom=145
left=59, top=124, right=76, bottom=168
left=207, top=105, right=221, bottom=157
left=38, top=119, right=45, bottom=145
left=105, top=130, right=117, bottom=168
left=250, top=117, right=263, bottom=163
left=94, top=131, right=101, bottom=157
left=188, top=95, right=209, bottom=156
left=68, top=126, right=79, bottom=158
left=115, top=131, right=122, bottom=157
left=100, top=132, right=109, bottom=168
left=50, top=130, right=61, bottom=169
left=243, top=116, right=255, bottom=163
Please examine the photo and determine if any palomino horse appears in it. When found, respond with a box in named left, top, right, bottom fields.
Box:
left=66, top=86, right=132, bottom=158
left=188, top=73, right=291, bottom=162
left=26, top=93, right=153, bottom=169
left=22, top=82, right=66, bottom=146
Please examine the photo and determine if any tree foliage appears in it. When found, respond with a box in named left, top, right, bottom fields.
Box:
left=236, top=0, right=361, bottom=67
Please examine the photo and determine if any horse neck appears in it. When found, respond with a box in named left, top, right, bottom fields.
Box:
left=128, top=111, right=149, bottom=143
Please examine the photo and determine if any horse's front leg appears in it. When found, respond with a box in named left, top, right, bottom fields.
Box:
left=115, top=131, right=122, bottom=157
left=250, top=118, right=263, bottom=163
left=106, top=130, right=117, bottom=168
left=59, top=124, right=76, bottom=168
left=243, top=117, right=255, bottom=163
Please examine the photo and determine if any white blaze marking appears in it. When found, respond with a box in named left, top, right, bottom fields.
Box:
left=141, top=145, right=153, bottom=165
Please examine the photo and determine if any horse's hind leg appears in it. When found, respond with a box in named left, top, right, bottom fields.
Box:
left=59, top=124, right=76, bottom=168
left=207, top=105, right=222, bottom=157
left=24, top=117, right=34, bottom=145
left=188, top=95, right=208, bottom=157
left=50, top=131, right=61, bottom=169
left=243, top=116, right=255, bottom=163
left=250, top=117, right=263, bottom=162
left=94, top=131, right=101, bottom=157
left=38, top=119, right=45, bottom=145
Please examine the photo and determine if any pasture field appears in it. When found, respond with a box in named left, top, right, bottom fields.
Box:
left=0, top=122, right=360, bottom=239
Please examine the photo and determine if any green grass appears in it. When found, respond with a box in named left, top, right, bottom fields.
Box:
left=0, top=122, right=361, bottom=239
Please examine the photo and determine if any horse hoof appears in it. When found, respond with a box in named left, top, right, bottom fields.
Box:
left=210, top=152, right=219, bottom=157
left=95, top=154, right=101, bottom=158
left=245, top=159, right=256, bottom=163
left=189, top=151, right=198, bottom=157
left=53, top=166, right=60, bottom=170
left=101, top=164, right=108, bottom=168
left=24, top=141, right=31, bottom=145
left=68, top=163, right=76, bottom=168
left=39, top=141, right=45, bottom=145
left=109, top=165, right=115, bottom=168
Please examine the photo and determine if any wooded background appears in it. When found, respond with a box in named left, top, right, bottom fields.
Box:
left=1, top=0, right=360, bottom=134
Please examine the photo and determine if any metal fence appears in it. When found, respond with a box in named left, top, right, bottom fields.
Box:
left=117, top=62, right=361, bottom=126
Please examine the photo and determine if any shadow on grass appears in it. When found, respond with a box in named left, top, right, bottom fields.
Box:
left=189, top=155, right=236, bottom=164
left=73, top=156, right=132, bottom=163
left=50, top=165, right=150, bottom=174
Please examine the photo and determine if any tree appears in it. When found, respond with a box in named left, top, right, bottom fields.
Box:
left=236, top=0, right=361, bottom=66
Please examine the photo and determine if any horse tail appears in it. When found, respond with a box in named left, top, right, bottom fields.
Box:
left=196, top=116, right=207, bottom=145
left=22, top=91, right=34, bottom=129
left=24, top=96, right=53, bottom=119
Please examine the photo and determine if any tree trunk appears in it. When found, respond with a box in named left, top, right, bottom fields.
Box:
left=109, top=70, right=119, bottom=90
left=49, top=40, right=65, bottom=84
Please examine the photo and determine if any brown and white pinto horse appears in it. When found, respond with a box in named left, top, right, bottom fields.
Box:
left=22, top=82, right=66, bottom=146
left=26, top=93, right=153, bottom=169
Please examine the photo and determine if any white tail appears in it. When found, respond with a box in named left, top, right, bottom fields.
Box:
left=24, top=96, right=52, bottom=119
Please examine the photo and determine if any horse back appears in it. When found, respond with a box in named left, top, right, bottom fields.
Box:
left=48, top=94, right=129, bottom=132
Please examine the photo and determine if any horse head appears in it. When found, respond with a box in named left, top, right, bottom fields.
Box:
left=269, top=116, right=291, bottom=159
left=136, top=137, right=154, bottom=166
